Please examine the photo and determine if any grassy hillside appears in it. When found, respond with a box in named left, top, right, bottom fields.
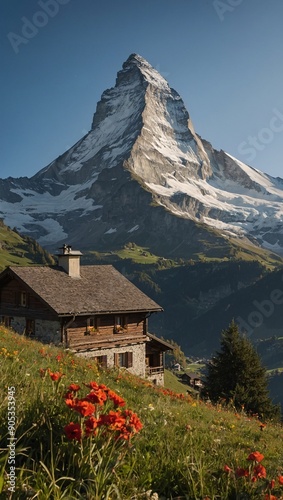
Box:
left=1, top=326, right=283, bottom=499
left=85, top=239, right=283, bottom=270
left=0, top=220, right=54, bottom=270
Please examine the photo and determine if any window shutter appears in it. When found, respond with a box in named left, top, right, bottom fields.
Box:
left=114, top=353, right=119, bottom=367
left=126, top=351, right=133, bottom=368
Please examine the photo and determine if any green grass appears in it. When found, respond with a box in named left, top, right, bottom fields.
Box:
left=0, top=222, right=54, bottom=270
left=116, top=245, right=160, bottom=264
left=163, top=369, right=188, bottom=394
left=87, top=236, right=283, bottom=272
left=194, top=238, right=283, bottom=270
left=88, top=243, right=180, bottom=267
left=186, top=362, right=205, bottom=373
left=229, top=238, right=283, bottom=269
left=0, top=326, right=283, bottom=499
left=0, top=226, right=32, bottom=269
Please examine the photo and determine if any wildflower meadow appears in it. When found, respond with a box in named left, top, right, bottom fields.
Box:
left=0, top=326, right=283, bottom=499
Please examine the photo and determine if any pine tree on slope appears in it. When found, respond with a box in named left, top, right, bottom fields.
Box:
left=204, top=320, right=280, bottom=420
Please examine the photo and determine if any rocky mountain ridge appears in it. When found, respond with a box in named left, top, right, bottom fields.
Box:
left=1, top=53, right=283, bottom=257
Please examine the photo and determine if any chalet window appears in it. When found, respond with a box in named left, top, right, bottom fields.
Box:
left=85, top=317, right=100, bottom=335
left=20, top=292, right=27, bottom=307
left=93, top=355, right=107, bottom=368
left=25, top=319, right=35, bottom=336
left=114, top=351, right=133, bottom=368
left=114, top=316, right=128, bottom=333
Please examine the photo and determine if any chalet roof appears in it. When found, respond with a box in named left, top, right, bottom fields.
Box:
left=182, top=372, right=202, bottom=380
left=1, top=265, right=163, bottom=316
left=147, top=333, right=174, bottom=351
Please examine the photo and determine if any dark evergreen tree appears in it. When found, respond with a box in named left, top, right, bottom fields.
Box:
left=204, top=321, right=280, bottom=420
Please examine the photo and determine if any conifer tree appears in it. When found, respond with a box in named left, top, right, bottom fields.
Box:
left=204, top=321, right=280, bottom=420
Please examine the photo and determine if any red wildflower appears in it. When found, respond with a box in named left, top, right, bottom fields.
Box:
left=49, top=371, right=63, bottom=381
left=64, top=422, right=82, bottom=441
left=269, top=479, right=276, bottom=489
left=85, top=389, right=107, bottom=406
left=73, top=400, right=95, bottom=417
left=107, top=390, right=126, bottom=407
left=264, top=495, right=277, bottom=500
left=84, top=416, right=98, bottom=436
left=85, top=381, right=99, bottom=390
left=253, top=464, right=266, bottom=479
left=235, top=467, right=249, bottom=478
left=65, top=397, right=78, bottom=408
left=68, top=383, right=80, bottom=392
left=64, top=390, right=75, bottom=399
left=278, top=475, right=283, bottom=485
left=247, top=451, right=264, bottom=463
left=125, top=410, right=143, bottom=433
left=98, top=384, right=109, bottom=392
left=224, top=464, right=233, bottom=473
left=56, top=354, right=62, bottom=362
left=99, top=410, right=126, bottom=431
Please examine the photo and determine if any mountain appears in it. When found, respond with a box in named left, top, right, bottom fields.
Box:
left=172, top=265, right=283, bottom=356
left=1, top=53, right=283, bottom=258
left=118, top=256, right=283, bottom=356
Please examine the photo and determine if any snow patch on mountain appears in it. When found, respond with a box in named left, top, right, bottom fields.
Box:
left=145, top=156, right=283, bottom=244
left=0, top=180, right=102, bottom=244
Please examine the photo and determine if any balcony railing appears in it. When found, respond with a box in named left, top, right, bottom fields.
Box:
left=146, top=366, right=164, bottom=375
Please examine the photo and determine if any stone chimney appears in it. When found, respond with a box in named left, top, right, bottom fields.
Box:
left=56, top=244, right=82, bottom=278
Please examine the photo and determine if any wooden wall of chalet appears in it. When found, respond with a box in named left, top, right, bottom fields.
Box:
left=67, top=312, right=147, bottom=350
left=0, top=279, right=57, bottom=320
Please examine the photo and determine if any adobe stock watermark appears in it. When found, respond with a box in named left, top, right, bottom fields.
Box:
left=6, top=387, right=16, bottom=494
left=238, top=108, right=283, bottom=163
left=213, top=0, right=244, bottom=22
left=7, top=0, right=71, bottom=55
left=237, top=274, right=283, bottom=338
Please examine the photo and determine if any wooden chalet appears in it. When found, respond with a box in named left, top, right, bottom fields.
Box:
left=0, top=245, right=172, bottom=385
left=181, top=372, right=204, bottom=390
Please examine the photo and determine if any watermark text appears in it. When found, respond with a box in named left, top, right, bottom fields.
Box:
left=6, top=387, right=16, bottom=493
left=213, top=0, right=244, bottom=22
left=7, top=0, right=71, bottom=54
left=237, top=274, right=283, bottom=337
left=238, top=108, right=283, bottom=163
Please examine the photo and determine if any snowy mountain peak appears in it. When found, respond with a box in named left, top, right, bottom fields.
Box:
left=120, top=53, right=170, bottom=91
left=0, top=54, right=283, bottom=256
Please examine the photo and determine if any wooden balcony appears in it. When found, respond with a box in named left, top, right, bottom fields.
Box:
left=146, top=366, right=164, bottom=375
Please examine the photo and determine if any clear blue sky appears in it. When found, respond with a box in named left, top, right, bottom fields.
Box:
left=1, top=0, right=283, bottom=179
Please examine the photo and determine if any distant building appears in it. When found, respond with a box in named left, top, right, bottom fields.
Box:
left=181, top=372, right=204, bottom=389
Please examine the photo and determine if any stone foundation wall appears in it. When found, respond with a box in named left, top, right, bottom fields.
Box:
left=10, top=317, right=26, bottom=335
left=76, top=343, right=146, bottom=378
left=10, top=317, right=61, bottom=345
left=35, top=320, right=61, bottom=345
left=147, top=372, right=164, bottom=386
